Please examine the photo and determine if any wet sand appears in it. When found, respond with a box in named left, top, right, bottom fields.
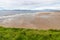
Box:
left=0, top=12, right=60, bottom=30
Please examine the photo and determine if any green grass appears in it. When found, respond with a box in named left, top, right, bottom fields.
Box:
left=0, top=26, right=60, bottom=40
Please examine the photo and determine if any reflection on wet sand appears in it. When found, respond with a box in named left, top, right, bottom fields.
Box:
left=0, top=12, right=60, bottom=30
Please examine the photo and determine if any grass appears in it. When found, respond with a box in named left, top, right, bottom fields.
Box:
left=0, top=26, right=60, bottom=40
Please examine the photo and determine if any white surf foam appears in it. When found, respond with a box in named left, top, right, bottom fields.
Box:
left=0, top=13, right=36, bottom=19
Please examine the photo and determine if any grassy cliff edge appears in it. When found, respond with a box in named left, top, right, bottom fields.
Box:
left=0, top=26, right=60, bottom=40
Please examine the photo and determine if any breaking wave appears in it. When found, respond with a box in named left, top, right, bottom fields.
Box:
left=0, top=14, right=24, bottom=19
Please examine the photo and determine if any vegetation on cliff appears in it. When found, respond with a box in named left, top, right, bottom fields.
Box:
left=0, top=26, right=60, bottom=40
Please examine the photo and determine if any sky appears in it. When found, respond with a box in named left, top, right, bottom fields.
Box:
left=0, top=0, right=60, bottom=10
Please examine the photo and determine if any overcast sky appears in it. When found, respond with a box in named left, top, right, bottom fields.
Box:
left=0, top=0, right=60, bottom=10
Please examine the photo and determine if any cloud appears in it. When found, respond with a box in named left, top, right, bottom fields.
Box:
left=0, top=0, right=60, bottom=10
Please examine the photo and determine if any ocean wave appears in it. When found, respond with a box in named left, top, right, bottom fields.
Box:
left=0, top=13, right=36, bottom=19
